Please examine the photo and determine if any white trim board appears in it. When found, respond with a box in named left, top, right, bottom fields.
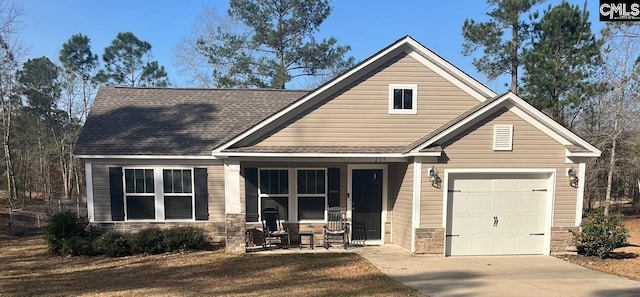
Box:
left=411, top=161, right=422, bottom=253
left=85, top=161, right=94, bottom=222
left=75, top=155, right=221, bottom=160
left=214, top=152, right=441, bottom=158
left=575, top=162, right=587, bottom=226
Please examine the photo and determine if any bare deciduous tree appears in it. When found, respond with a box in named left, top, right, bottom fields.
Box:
left=0, top=0, right=24, bottom=205
left=173, top=5, right=249, bottom=87
left=579, top=23, right=640, bottom=215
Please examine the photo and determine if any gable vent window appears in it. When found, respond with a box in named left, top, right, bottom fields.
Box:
left=493, top=125, right=513, bottom=151
left=389, top=84, right=417, bottom=114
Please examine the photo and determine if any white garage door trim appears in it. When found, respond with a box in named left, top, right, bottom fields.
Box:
left=441, top=168, right=556, bottom=256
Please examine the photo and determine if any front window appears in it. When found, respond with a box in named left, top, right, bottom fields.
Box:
left=259, top=169, right=289, bottom=220
left=389, top=84, right=417, bottom=114
left=297, top=169, right=326, bottom=221
left=124, top=169, right=155, bottom=220
left=163, top=169, right=194, bottom=220
left=123, top=167, right=195, bottom=221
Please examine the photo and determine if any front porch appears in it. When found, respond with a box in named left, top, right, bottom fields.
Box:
left=237, top=161, right=402, bottom=253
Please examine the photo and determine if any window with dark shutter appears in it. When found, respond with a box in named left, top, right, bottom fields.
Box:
left=194, top=168, right=209, bottom=220
left=327, top=168, right=340, bottom=208
left=124, top=168, right=156, bottom=220
left=259, top=169, right=289, bottom=221
left=164, top=169, right=194, bottom=220
left=109, top=167, right=125, bottom=221
left=245, top=168, right=259, bottom=222
left=297, top=169, right=326, bottom=221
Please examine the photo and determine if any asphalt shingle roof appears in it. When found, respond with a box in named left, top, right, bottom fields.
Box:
left=223, top=146, right=407, bottom=154
left=74, top=87, right=309, bottom=156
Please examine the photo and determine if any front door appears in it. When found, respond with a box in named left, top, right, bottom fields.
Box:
left=351, top=169, right=383, bottom=241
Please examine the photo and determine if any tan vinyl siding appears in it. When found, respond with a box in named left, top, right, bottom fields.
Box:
left=256, top=53, right=479, bottom=147
left=90, top=163, right=225, bottom=223
left=390, top=163, right=413, bottom=250
left=92, top=164, right=111, bottom=221
left=207, top=165, right=225, bottom=222
left=421, top=108, right=576, bottom=228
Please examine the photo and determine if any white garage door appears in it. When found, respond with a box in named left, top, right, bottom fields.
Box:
left=445, top=174, right=549, bottom=256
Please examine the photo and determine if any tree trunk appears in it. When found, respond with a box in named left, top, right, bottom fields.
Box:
left=605, top=83, right=625, bottom=216
left=511, top=22, right=519, bottom=94
left=605, top=137, right=616, bottom=216
left=1, top=91, right=17, bottom=205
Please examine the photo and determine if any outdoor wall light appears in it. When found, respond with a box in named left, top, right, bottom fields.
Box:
left=428, top=166, right=441, bottom=188
left=568, top=167, right=579, bottom=188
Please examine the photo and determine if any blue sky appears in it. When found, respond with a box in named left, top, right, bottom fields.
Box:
left=20, top=0, right=604, bottom=92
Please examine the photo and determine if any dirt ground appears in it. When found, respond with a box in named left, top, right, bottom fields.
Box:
left=559, top=216, right=640, bottom=280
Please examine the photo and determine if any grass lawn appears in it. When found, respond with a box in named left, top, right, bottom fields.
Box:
left=0, top=235, right=423, bottom=297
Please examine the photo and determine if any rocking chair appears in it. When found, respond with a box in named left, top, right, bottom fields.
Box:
left=261, top=207, right=290, bottom=248
left=323, top=207, right=348, bottom=249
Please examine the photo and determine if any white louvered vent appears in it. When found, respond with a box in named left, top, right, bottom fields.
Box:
left=493, top=125, right=513, bottom=151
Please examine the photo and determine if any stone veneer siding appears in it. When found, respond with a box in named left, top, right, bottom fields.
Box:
left=384, top=222, right=392, bottom=244
left=414, top=227, right=445, bottom=255
left=411, top=226, right=578, bottom=255
left=90, top=222, right=226, bottom=245
left=550, top=226, right=578, bottom=254
left=225, top=214, right=246, bottom=254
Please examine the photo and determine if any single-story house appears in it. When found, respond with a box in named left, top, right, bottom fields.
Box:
left=74, top=36, right=600, bottom=255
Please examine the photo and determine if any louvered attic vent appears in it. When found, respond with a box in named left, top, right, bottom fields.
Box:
left=493, top=125, right=513, bottom=151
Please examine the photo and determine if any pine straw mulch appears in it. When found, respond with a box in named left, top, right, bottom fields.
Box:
left=558, top=216, right=640, bottom=281
left=0, top=235, right=423, bottom=297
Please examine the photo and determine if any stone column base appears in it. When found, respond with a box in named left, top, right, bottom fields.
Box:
left=225, top=213, right=246, bottom=254
left=414, top=227, right=445, bottom=255
left=550, top=226, right=578, bottom=255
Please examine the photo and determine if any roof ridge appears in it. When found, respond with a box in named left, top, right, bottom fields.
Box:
left=109, top=86, right=311, bottom=92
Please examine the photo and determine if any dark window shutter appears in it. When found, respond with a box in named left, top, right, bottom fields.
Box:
left=194, top=167, right=209, bottom=220
left=245, top=167, right=259, bottom=222
left=109, top=167, right=125, bottom=221
left=328, top=168, right=340, bottom=208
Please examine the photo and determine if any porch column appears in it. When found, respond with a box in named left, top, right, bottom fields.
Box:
left=411, top=160, right=422, bottom=253
left=85, top=161, right=94, bottom=222
left=224, top=159, right=245, bottom=254
left=575, top=161, right=586, bottom=226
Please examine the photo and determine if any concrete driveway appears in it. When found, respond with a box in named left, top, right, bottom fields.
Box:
left=357, top=245, right=640, bottom=297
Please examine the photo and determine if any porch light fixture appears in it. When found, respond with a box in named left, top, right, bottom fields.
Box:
left=568, top=167, right=579, bottom=188
left=428, top=166, right=441, bottom=188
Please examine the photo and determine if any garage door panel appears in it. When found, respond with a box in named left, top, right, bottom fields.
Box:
left=446, top=174, right=549, bottom=256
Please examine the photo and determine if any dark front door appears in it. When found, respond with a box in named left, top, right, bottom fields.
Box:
left=352, top=169, right=383, bottom=241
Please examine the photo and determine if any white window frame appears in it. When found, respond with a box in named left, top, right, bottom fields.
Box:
left=161, top=168, right=196, bottom=221
left=388, top=84, right=418, bottom=114
left=493, top=124, right=514, bottom=151
left=258, top=168, right=291, bottom=222
left=296, top=168, right=328, bottom=223
left=123, top=167, right=157, bottom=221
left=122, top=166, right=196, bottom=222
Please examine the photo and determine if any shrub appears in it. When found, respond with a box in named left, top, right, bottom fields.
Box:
left=45, top=211, right=87, bottom=254
left=575, top=211, right=628, bottom=258
left=132, top=228, right=166, bottom=254
left=163, top=227, right=206, bottom=251
left=61, top=236, right=93, bottom=256
left=94, top=232, right=132, bottom=257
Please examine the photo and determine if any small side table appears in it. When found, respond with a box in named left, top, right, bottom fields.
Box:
left=299, top=232, right=314, bottom=249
